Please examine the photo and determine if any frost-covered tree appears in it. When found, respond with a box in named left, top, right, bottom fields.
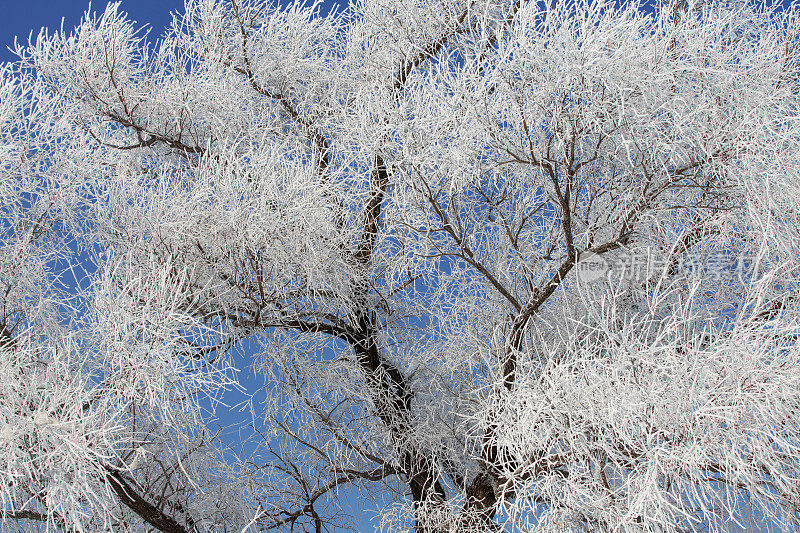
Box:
left=2, top=0, right=800, bottom=531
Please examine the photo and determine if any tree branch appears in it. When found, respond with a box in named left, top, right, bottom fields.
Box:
left=105, top=467, right=195, bottom=533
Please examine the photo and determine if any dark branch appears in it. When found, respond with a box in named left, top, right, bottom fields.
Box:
left=105, top=467, right=194, bottom=533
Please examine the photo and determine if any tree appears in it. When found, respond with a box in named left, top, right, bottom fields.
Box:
left=2, top=0, right=800, bottom=530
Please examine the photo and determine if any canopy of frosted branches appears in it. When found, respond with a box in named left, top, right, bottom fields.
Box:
left=2, top=0, right=800, bottom=531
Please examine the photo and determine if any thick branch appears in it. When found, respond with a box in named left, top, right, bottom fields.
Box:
left=2, top=507, right=67, bottom=531
left=504, top=256, right=576, bottom=388
left=355, top=155, right=389, bottom=263
left=105, top=468, right=194, bottom=533
left=393, top=6, right=471, bottom=94
left=104, top=111, right=206, bottom=156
